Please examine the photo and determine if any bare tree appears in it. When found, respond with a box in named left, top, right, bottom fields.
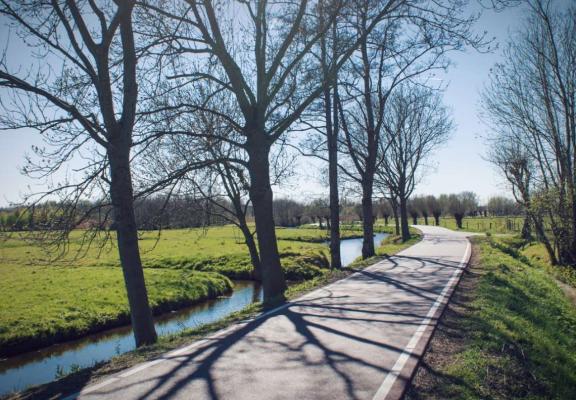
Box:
left=0, top=1, right=158, bottom=346
left=487, top=139, right=554, bottom=258
left=336, top=0, right=481, bottom=256
left=411, top=195, right=429, bottom=224
left=425, top=195, right=442, bottom=225
left=444, top=192, right=478, bottom=229
left=482, top=0, right=575, bottom=264
left=376, top=85, right=452, bottom=241
left=141, top=0, right=407, bottom=300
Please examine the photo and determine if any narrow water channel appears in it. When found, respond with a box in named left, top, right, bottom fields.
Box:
left=0, top=233, right=388, bottom=396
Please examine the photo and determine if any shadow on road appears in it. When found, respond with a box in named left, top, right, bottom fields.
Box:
left=74, top=249, right=464, bottom=400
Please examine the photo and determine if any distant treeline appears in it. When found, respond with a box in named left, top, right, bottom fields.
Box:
left=0, top=194, right=520, bottom=232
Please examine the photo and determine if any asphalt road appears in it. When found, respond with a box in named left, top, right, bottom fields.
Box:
left=70, top=225, right=471, bottom=400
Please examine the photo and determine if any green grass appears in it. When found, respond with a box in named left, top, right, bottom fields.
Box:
left=510, top=239, right=576, bottom=290
left=436, top=216, right=525, bottom=234
left=0, top=226, right=332, bottom=267
left=0, top=225, right=338, bottom=356
left=0, top=265, right=232, bottom=356
left=0, top=224, right=404, bottom=358
left=429, top=238, right=576, bottom=399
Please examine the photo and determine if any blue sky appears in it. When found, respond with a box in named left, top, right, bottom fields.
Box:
left=0, top=1, right=559, bottom=207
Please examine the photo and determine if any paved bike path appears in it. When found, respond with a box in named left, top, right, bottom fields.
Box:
left=71, top=225, right=471, bottom=400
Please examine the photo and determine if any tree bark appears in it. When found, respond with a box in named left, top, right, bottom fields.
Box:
left=399, top=196, right=411, bottom=242
left=326, top=83, right=341, bottom=269
left=247, top=139, right=287, bottom=301
left=108, top=147, right=157, bottom=347
left=531, top=213, right=558, bottom=265
left=520, top=215, right=532, bottom=241
left=392, top=199, right=400, bottom=235
left=455, top=214, right=464, bottom=229
left=238, top=221, right=262, bottom=281
left=361, top=181, right=375, bottom=258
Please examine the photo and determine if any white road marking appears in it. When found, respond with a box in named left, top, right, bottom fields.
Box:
left=372, top=239, right=471, bottom=400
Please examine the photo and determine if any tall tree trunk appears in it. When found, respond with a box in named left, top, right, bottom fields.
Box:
left=532, top=213, right=558, bottom=265
left=230, top=190, right=262, bottom=281
left=238, top=221, right=262, bottom=281
left=399, top=196, right=411, bottom=242
left=423, top=215, right=429, bottom=225
left=455, top=214, right=464, bottom=229
left=109, top=148, right=157, bottom=347
left=520, top=215, right=532, bottom=241
left=434, top=214, right=440, bottom=226
left=326, top=85, right=341, bottom=269
left=392, top=200, right=400, bottom=235
left=247, top=140, right=287, bottom=301
left=361, top=181, right=375, bottom=258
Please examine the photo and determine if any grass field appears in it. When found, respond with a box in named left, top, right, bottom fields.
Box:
left=434, top=216, right=525, bottom=234
left=0, top=224, right=377, bottom=356
left=408, top=237, right=576, bottom=399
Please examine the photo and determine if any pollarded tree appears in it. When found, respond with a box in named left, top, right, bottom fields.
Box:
left=0, top=0, right=158, bottom=346
left=446, top=194, right=465, bottom=229
left=376, top=198, right=393, bottom=226
left=426, top=195, right=442, bottom=225
left=445, top=192, right=478, bottom=229
left=408, top=199, right=420, bottom=225
left=411, top=195, right=429, bottom=224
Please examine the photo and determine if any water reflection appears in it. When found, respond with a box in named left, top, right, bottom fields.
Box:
left=339, top=232, right=389, bottom=266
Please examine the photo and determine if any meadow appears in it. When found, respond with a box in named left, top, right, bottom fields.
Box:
left=436, top=216, right=525, bottom=234
left=0, top=224, right=380, bottom=356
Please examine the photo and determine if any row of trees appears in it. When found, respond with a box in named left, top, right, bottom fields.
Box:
left=483, top=0, right=576, bottom=265
left=0, top=0, right=495, bottom=347
left=2, top=192, right=520, bottom=232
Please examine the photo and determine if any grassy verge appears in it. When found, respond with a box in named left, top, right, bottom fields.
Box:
left=516, top=240, right=576, bottom=288
left=4, top=229, right=420, bottom=400
left=407, top=237, right=576, bottom=399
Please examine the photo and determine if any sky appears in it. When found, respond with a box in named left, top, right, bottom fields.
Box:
left=0, top=1, right=561, bottom=207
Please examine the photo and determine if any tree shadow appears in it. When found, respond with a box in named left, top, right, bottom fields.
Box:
left=82, top=288, right=433, bottom=399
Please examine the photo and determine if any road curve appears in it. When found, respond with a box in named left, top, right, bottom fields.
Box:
left=70, top=225, right=471, bottom=400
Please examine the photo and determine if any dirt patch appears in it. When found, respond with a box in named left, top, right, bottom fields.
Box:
left=404, top=243, right=483, bottom=400
left=556, top=279, right=576, bottom=306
